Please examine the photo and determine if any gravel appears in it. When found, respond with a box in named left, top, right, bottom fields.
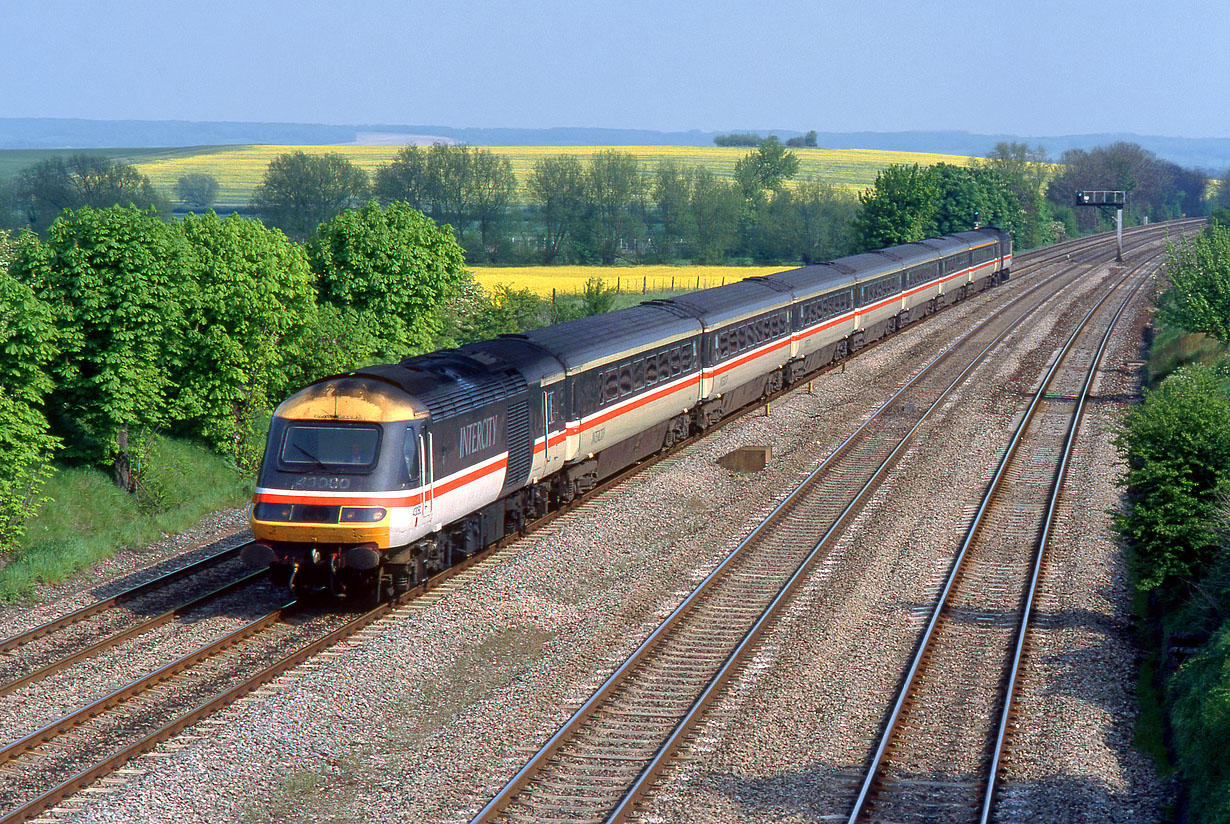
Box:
left=20, top=235, right=1182, bottom=824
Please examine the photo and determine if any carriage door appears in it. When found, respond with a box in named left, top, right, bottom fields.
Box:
left=542, top=384, right=564, bottom=475
left=417, top=426, right=434, bottom=522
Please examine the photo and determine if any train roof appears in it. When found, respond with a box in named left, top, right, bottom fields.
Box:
left=516, top=302, right=700, bottom=373
left=825, top=251, right=904, bottom=280
left=358, top=352, right=528, bottom=421
left=652, top=277, right=793, bottom=328
left=949, top=228, right=1005, bottom=248
left=755, top=263, right=851, bottom=300
left=878, top=242, right=942, bottom=265
left=914, top=234, right=979, bottom=255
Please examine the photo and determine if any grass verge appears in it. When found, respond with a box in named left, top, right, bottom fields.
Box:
left=0, top=435, right=252, bottom=602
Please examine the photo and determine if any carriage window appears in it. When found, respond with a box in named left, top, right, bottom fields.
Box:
left=670, top=346, right=682, bottom=375
left=632, top=358, right=646, bottom=390
left=603, top=369, right=620, bottom=403
left=619, top=363, right=634, bottom=396
left=645, top=354, right=658, bottom=385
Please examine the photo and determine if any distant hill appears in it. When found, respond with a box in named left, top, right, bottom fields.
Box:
left=2, top=118, right=1228, bottom=171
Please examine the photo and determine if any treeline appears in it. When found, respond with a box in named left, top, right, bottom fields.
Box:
left=0, top=201, right=474, bottom=558
left=297, top=139, right=862, bottom=265
left=2, top=140, right=1221, bottom=269
left=0, top=196, right=656, bottom=563
left=1114, top=222, right=1230, bottom=822
left=714, top=131, right=818, bottom=148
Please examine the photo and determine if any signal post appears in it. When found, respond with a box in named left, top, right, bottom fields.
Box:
left=1075, top=190, right=1127, bottom=261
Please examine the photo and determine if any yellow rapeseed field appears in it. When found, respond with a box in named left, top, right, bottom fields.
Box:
left=131, top=144, right=980, bottom=206
left=468, top=265, right=789, bottom=297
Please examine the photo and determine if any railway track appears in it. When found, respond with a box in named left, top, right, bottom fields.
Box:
left=465, top=224, right=1196, bottom=823
left=844, top=246, right=1166, bottom=824
left=0, top=222, right=1196, bottom=824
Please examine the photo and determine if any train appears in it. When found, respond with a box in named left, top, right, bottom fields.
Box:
left=242, top=227, right=1012, bottom=601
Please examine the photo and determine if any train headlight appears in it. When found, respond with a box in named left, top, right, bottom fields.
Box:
left=341, top=507, right=387, bottom=523
left=254, top=502, right=294, bottom=522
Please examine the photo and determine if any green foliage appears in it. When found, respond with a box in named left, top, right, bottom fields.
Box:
left=757, top=180, right=861, bottom=264
left=0, top=388, right=58, bottom=560
left=174, top=173, right=221, bottom=212
left=854, top=164, right=939, bottom=250
left=373, top=145, right=518, bottom=260
left=251, top=151, right=369, bottom=241
left=1048, top=142, right=1206, bottom=230
left=578, top=276, right=619, bottom=317
left=308, top=200, right=467, bottom=363
left=687, top=168, right=744, bottom=264
left=982, top=142, right=1054, bottom=248
left=581, top=150, right=644, bottom=265
left=0, top=229, right=15, bottom=269
left=713, top=133, right=764, bottom=147
left=9, top=206, right=192, bottom=486
left=452, top=284, right=545, bottom=344
left=1157, top=225, right=1230, bottom=345
left=0, top=257, right=60, bottom=550
left=14, top=154, right=169, bottom=235
left=734, top=137, right=801, bottom=200
left=1114, top=364, right=1230, bottom=590
left=526, top=155, right=586, bottom=264
left=172, top=212, right=316, bottom=469
left=785, top=131, right=818, bottom=148
left=1169, top=620, right=1230, bottom=823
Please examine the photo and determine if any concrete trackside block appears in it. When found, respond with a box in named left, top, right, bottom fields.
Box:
left=718, top=445, right=772, bottom=473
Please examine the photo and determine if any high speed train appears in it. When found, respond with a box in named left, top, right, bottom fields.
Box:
left=243, top=228, right=1011, bottom=600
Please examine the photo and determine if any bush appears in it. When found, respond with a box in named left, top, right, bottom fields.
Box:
left=1170, top=619, right=1230, bottom=823
left=1114, top=364, right=1230, bottom=591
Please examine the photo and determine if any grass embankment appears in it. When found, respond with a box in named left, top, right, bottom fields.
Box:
left=1147, top=323, right=1230, bottom=383
left=0, top=435, right=251, bottom=601
left=122, top=144, right=979, bottom=206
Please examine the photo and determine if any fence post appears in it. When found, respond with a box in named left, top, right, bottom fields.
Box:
left=643, top=276, right=647, bottom=294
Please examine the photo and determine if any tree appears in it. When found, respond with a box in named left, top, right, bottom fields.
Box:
left=1114, top=364, right=1230, bottom=590
left=375, top=144, right=518, bottom=258
left=583, top=150, right=644, bottom=265
left=174, top=173, right=220, bottom=212
left=14, top=154, right=169, bottom=234
left=1157, top=225, right=1230, bottom=344
left=173, top=213, right=317, bottom=469
left=854, top=164, right=939, bottom=250
left=982, top=142, right=1052, bottom=248
left=650, top=161, right=695, bottom=262
left=9, top=206, right=193, bottom=488
left=468, top=150, right=518, bottom=261
left=374, top=145, right=431, bottom=211
left=251, top=151, right=369, bottom=240
left=527, top=155, right=586, bottom=264
left=1217, top=170, right=1230, bottom=211
left=785, top=131, right=819, bottom=148
left=0, top=247, right=60, bottom=556
left=714, top=133, right=763, bottom=147
left=734, top=137, right=800, bottom=200
left=1046, top=142, right=1194, bottom=230
left=758, top=180, right=860, bottom=263
left=687, top=168, right=742, bottom=264
left=307, top=201, right=467, bottom=363
left=452, top=284, right=545, bottom=344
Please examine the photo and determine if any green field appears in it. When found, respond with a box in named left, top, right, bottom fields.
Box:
left=0, top=144, right=981, bottom=206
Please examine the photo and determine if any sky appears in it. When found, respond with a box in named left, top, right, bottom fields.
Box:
left=3, top=0, right=1229, bottom=138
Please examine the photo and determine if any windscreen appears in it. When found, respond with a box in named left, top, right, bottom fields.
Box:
left=280, top=423, right=381, bottom=470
